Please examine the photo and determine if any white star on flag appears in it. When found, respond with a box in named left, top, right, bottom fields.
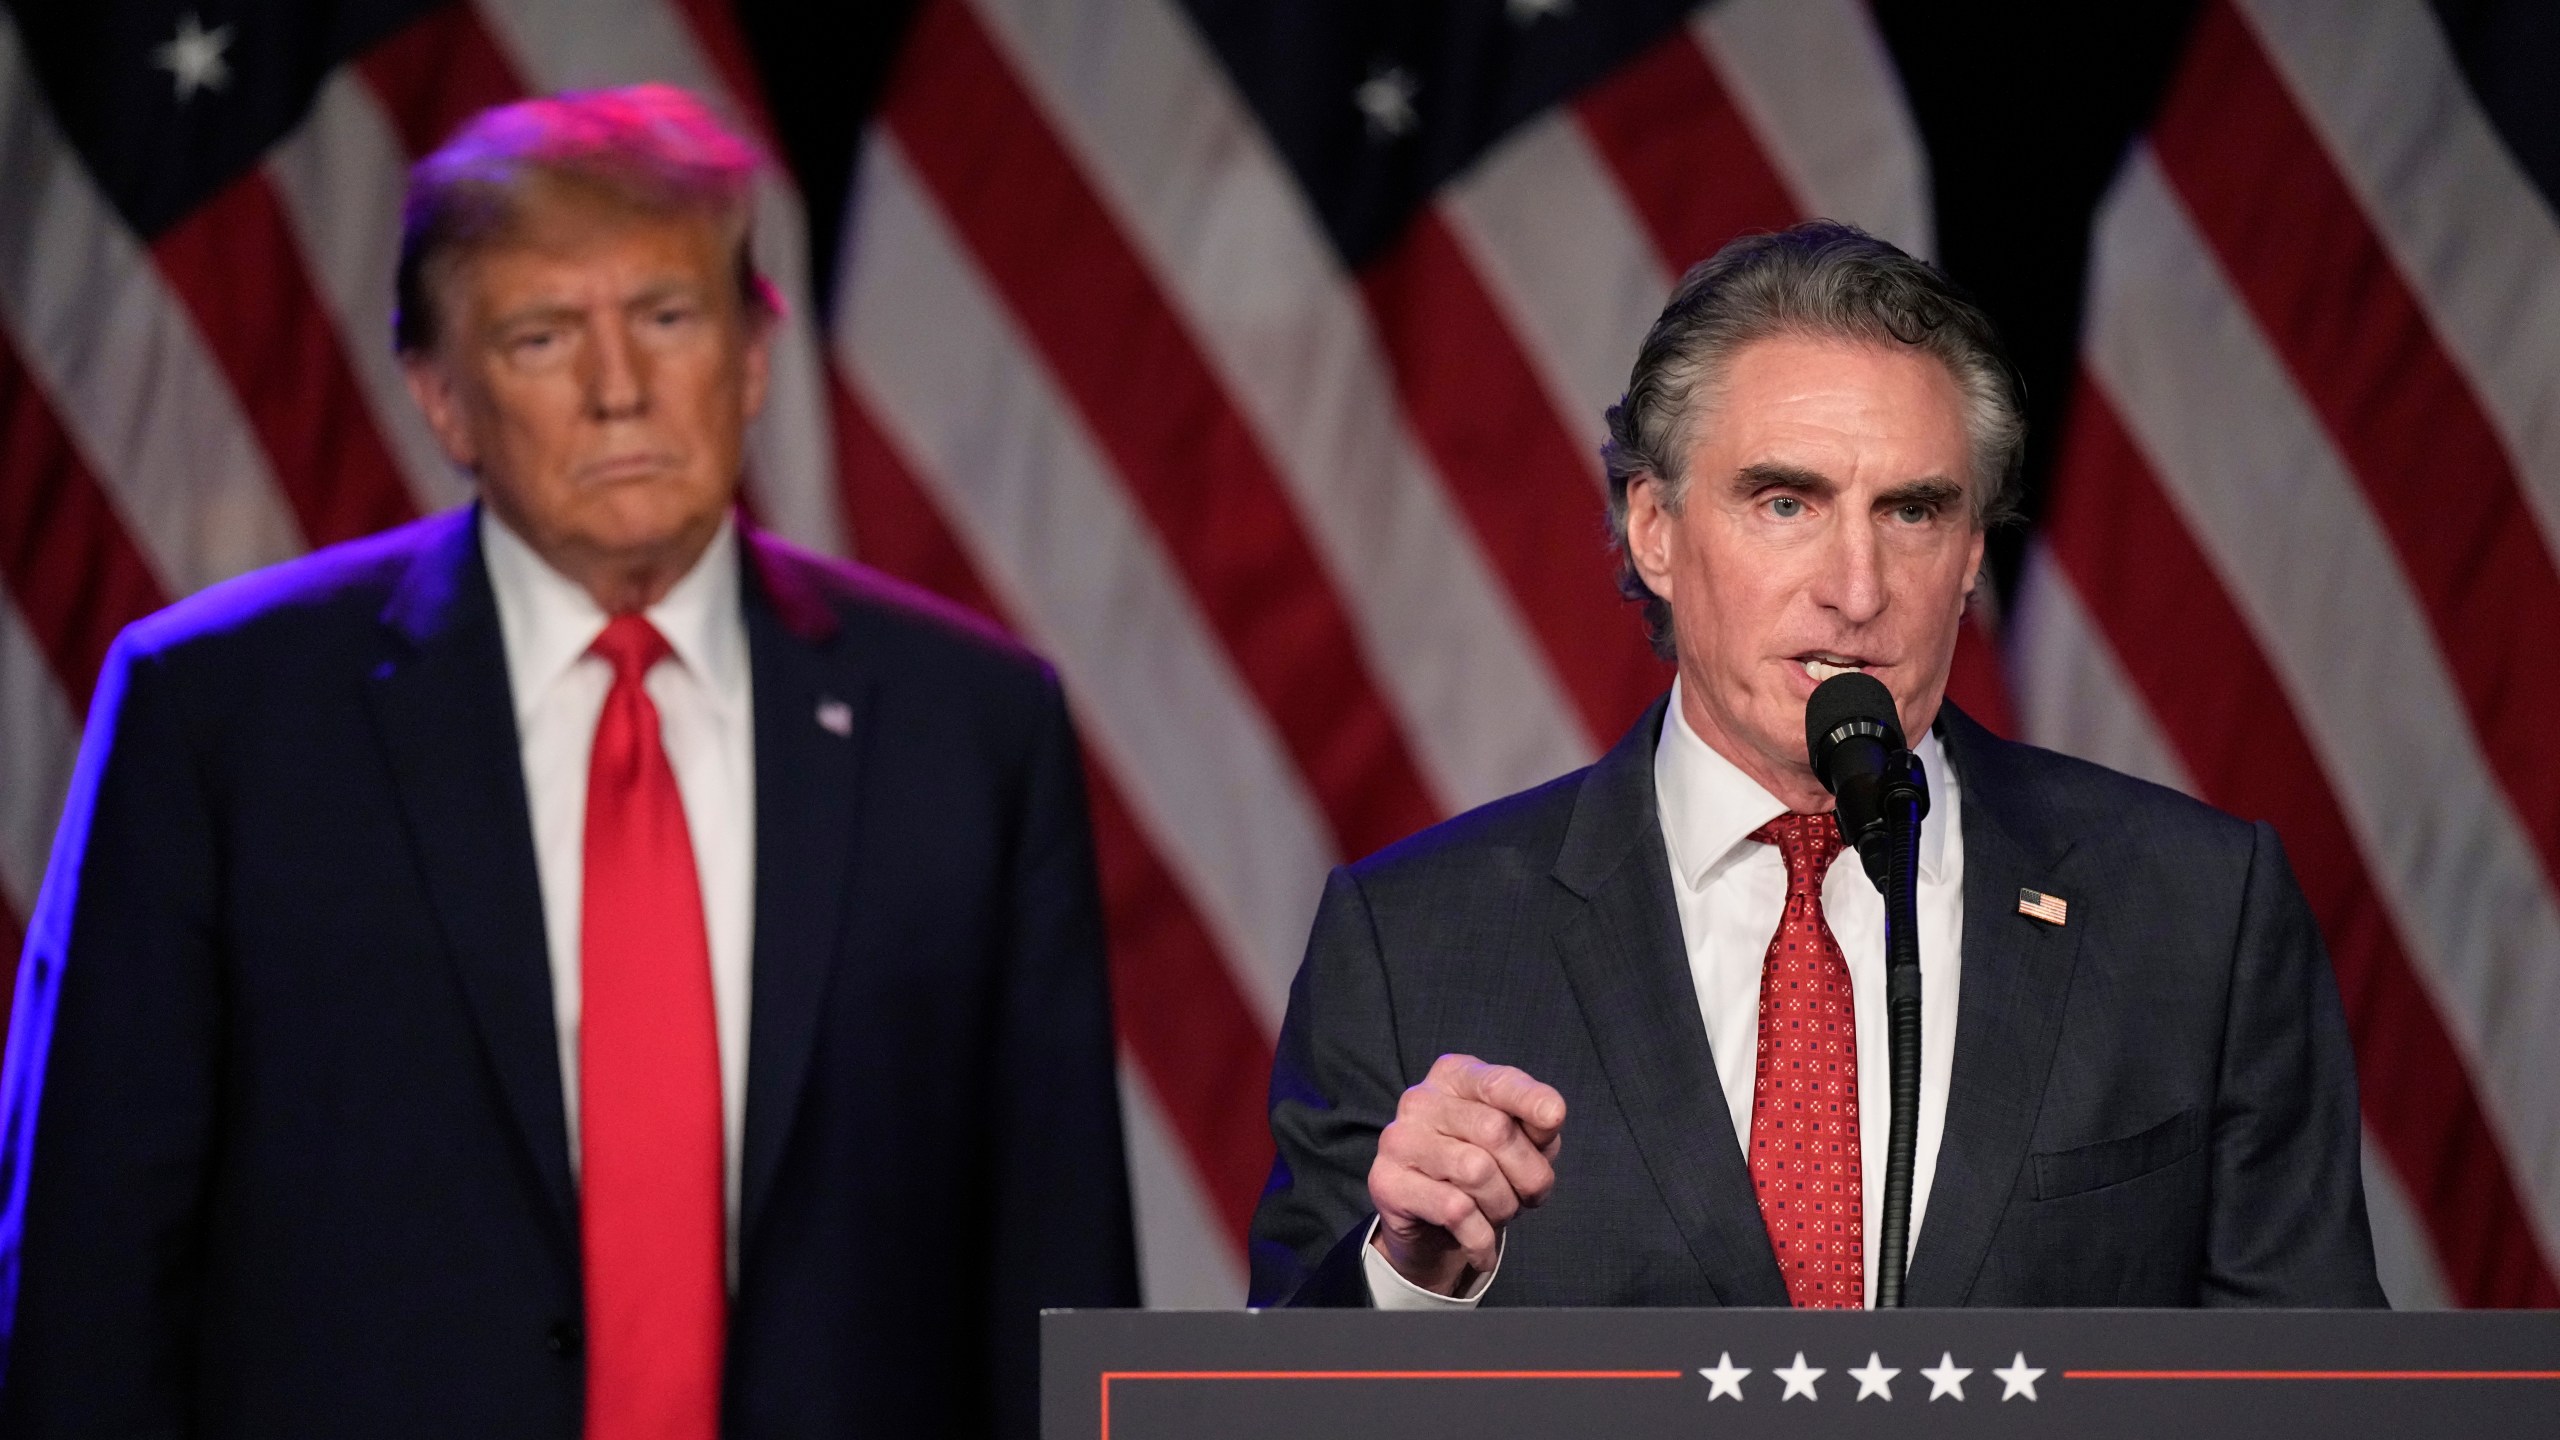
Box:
left=1354, top=65, right=1420, bottom=139
left=1848, top=1351, right=1899, bottom=1400
left=1773, top=1351, right=1824, bottom=1401
left=1698, top=1351, right=1750, bottom=1401
left=151, top=12, right=235, bottom=103
left=1994, top=1351, right=2046, bottom=1401
left=1922, top=1351, right=1972, bottom=1401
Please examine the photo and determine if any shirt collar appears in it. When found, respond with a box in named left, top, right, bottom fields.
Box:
left=1653, top=674, right=1953, bottom=891
left=480, top=504, right=748, bottom=726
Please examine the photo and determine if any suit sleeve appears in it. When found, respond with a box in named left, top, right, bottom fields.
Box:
left=1247, top=866, right=1408, bottom=1308
left=2202, top=821, right=2387, bottom=1306
left=0, top=633, right=222, bottom=1433
left=982, top=677, right=1137, bottom=1440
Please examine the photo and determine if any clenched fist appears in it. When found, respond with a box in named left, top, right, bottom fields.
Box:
left=1368, top=1054, right=1566, bottom=1295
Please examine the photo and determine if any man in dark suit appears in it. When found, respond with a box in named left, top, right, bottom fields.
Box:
left=1249, top=222, right=2382, bottom=1311
left=0, top=86, right=1134, bottom=1436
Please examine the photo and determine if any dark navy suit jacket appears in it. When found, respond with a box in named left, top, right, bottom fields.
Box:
left=0, top=507, right=1136, bottom=1437
left=1250, top=696, right=2384, bottom=1309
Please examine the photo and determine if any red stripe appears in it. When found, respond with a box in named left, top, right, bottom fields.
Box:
left=2047, top=374, right=2560, bottom=1307
left=2154, top=1, right=2560, bottom=902
left=356, top=1, right=528, bottom=159
left=1360, top=213, right=1670, bottom=747
left=1946, top=608, right=2014, bottom=737
left=0, top=329, right=168, bottom=703
left=881, top=0, right=1442, bottom=859
left=831, top=376, right=1274, bottom=1248
left=0, top=888, right=19, bottom=1026
left=150, top=173, right=418, bottom=548
left=1572, top=28, right=1801, bottom=272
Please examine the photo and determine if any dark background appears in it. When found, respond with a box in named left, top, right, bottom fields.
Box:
left=731, top=0, right=2210, bottom=610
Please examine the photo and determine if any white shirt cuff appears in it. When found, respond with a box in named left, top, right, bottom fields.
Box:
left=1360, top=1216, right=1502, bottom=1309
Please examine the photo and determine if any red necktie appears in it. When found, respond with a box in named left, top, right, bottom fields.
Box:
left=1745, top=811, right=1864, bottom=1308
left=580, top=615, right=724, bottom=1439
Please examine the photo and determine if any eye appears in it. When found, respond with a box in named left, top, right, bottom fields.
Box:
left=1768, top=495, right=1805, bottom=519
left=1892, top=499, right=1942, bottom=525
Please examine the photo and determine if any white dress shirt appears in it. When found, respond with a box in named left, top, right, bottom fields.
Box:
left=1369, top=678, right=1964, bottom=1309
left=480, top=507, right=757, bottom=1259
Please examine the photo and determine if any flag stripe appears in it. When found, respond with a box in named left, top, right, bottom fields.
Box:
left=1360, top=210, right=1669, bottom=746
left=0, top=331, right=167, bottom=704
left=1573, top=25, right=1802, bottom=274
left=969, top=0, right=1595, bottom=811
left=358, top=1, right=529, bottom=162
left=1119, top=1058, right=1249, bottom=1307
left=881, top=0, right=1442, bottom=858
left=0, top=14, right=301, bottom=596
left=2045, top=376, right=2560, bottom=1306
left=2155, top=0, right=2560, bottom=910
left=1444, top=108, right=1672, bottom=453
left=1690, top=0, right=1934, bottom=258
left=0, top=586, right=85, bottom=1027
left=2240, top=0, right=2560, bottom=559
left=825, top=373, right=1274, bottom=1254
left=2094, top=150, right=2560, bottom=1264
left=148, top=171, right=420, bottom=548
left=833, top=133, right=1329, bottom=1025
left=264, top=72, right=473, bottom=515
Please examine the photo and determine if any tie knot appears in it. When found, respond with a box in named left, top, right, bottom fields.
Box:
left=590, top=614, right=673, bottom=683
left=1749, top=810, right=1845, bottom=887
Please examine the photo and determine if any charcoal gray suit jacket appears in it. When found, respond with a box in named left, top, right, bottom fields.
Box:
left=1248, top=696, right=2384, bottom=1308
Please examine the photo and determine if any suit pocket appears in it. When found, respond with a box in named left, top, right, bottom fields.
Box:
left=2031, top=1106, right=2206, bottom=1200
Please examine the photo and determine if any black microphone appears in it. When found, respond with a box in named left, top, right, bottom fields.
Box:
left=1804, top=672, right=1928, bottom=888
left=1803, top=671, right=1929, bottom=1308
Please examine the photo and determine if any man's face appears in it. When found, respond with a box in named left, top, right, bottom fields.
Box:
left=1624, top=333, right=1984, bottom=808
left=404, top=187, right=769, bottom=601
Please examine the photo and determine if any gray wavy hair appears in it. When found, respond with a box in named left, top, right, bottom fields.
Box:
left=1600, top=220, right=2025, bottom=657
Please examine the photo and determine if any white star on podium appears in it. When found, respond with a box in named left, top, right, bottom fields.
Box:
left=1773, top=1351, right=1825, bottom=1401
left=1922, top=1351, right=1972, bottom=1400
left=1994, top=1351, right=2046, bottom=1401
left=1848, top=1351, right=1899, bottom=1400
left=1698, top=1351, right=1750, bottom=1401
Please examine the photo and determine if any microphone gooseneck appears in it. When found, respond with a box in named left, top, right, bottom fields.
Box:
left=1804, top=672, right=1928, bottom=1309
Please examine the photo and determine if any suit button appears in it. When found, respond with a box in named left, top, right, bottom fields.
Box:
left=548, top=1320, right=582, bottom=1357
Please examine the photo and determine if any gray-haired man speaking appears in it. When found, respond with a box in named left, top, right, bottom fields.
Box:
left=1248, top=221, right=2383, bottom=1312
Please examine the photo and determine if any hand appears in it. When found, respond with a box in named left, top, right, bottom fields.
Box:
left=1367, top=1053, right=1566, bottom=1295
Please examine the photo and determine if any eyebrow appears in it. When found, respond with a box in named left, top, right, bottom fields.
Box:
left=1728, top=462, right=1967, bottom=511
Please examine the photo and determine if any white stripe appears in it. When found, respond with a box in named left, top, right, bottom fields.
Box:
left=472, top=0, right=847, bottom=555
left=969, top=0, right=1598, bottom=799
left=834, top=136, right=1328, bottom=1028
left=0, top=594, right=81, bottom=925
left=0, top=16, right=303, bottom=593
left=1442, top=110, right=1666, bottom=476
left=1121, top=1059, right=1246, bottom=1306
left=2007, top=543, right=2196, bottom=797
left=1694, top=0, right=1934, bottom=259
left=2362, top=1130, right=2455, bottom=1310
left=263, top=72, right=474, bottom=516
left=2089, top=148, right=2560, bottom=1263
left=2238, top=0, right=2560, bottom=562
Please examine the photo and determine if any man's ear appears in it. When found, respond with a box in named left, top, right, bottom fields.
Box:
left=401, top=353, right=478, bottom=473
left=1623, top=472, right=1677, bottom=606
left=738, top=308, right=774, bottom=423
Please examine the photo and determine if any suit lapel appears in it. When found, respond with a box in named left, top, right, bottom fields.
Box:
left=1903, top=707, right=2086, bottom=1305
left=364, top=508, right=578, bottom=1244
left=735, top=531, right=868, bottom=1257
left=1549, top=698, right=1790, bottom=1307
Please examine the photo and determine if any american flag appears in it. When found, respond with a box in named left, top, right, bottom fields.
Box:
left=0, top=0, right=2552, bottom=1313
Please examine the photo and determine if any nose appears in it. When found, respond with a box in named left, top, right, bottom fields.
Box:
left=583, top=315, right=650, bottom=420
left=1810, top=514, right=1888, bottom=625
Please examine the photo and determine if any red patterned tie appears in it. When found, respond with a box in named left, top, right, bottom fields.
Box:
left=1746, top=811, right=1864, bottom=1308
left=581, top=615, right=724, bottom=1439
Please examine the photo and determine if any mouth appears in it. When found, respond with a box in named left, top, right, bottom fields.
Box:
left=1795, top=652, right=1880, bottom=684
left=578, top=451, right=680, bottom=484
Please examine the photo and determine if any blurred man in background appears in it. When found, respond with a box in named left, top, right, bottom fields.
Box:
left=1, top=85, right=1133, bottom=1437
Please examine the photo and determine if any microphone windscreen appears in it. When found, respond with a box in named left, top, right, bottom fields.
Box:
left=1805, top=671, right=1903, bottom=779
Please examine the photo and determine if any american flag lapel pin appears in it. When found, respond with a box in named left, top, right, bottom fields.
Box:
left=2018, top=888, right=2069, bottom=925
left=815, top=696, right=853, bottom=738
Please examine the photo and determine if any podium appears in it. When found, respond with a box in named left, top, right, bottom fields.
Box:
left=1043, top=1307, right=2560, bottom=1438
